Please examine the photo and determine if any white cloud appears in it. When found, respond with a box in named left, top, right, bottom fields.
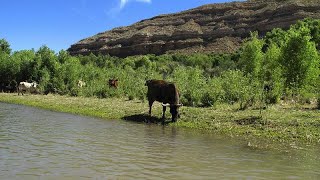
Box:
left=120, top=0, right=151, bottom=9
left=106, top=0, right=151, bottom=17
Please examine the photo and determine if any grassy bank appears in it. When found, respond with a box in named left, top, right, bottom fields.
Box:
left=0, top=93, right=319, bottom=145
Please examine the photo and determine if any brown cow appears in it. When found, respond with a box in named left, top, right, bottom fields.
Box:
left=108, top=79, right=118, bottom=88
left=145, top=79, right=182, bottom=123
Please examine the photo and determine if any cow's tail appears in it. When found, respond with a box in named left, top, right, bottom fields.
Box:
left=175, top=85, right=180, bottom=105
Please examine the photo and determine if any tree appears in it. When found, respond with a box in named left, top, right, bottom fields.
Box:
left=36, top=45, right=57, bottom=76
left=280, top=32, right=320, bottom=92
left=265, top=28, right=289, bottom=49
left=0, top=51, right=12, bottom=84
left=238, top=32, right=264, bottom=79
left=262, top=43, right=284, bottom=103
left=0, top=39, right=11, bottom=54
left=11, top=50, right=36, bottom=82
left=291, top=18, right=320, bottom=49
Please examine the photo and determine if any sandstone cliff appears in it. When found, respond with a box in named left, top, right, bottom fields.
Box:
left=67, top=0, right=320, bottom=57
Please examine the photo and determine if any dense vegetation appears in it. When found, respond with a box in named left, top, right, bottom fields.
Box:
left=0, top=19, right=319, bottom=109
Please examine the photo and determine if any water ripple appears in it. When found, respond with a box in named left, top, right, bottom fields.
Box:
left=1, top=102, right=320, bottom=179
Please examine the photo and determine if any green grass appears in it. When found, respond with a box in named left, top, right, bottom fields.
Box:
left=1, top=93, right=319, bottom=146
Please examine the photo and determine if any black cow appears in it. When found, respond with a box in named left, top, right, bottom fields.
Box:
left=1, top=81, right=17, bottom=93
left=5, top=80, right=17, bottom=93
left=145, top=79, right=182, bottom=123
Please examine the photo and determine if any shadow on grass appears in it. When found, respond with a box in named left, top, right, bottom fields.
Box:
left=235, top=116, right=264, bottom=125
left=122, top=114, right=171, bottom=125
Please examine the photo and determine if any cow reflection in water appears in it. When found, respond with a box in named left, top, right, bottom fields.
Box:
left=145, top=79, right=182, bottom=124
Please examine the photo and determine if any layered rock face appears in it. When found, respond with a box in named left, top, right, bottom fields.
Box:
left=67, top=1, right=320, bottom=57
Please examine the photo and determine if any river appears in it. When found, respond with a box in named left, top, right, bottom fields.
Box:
left=0, top=102, right=319, bottom=179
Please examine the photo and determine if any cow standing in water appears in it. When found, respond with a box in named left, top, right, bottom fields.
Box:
left=145, top=79, right=182, bottom=123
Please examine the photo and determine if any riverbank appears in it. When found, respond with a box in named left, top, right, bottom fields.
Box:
left=0, top=93, right=319, bottom=146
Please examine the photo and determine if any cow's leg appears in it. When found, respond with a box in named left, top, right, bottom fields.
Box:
left=162, top=106, right=166, bottom=124
left=162, top=106, right=166, bottom=119
left=148, top=100, right=154, bottom=116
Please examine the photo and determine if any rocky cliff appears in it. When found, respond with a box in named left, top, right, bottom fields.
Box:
left=67, top=0, right=320, bottom=57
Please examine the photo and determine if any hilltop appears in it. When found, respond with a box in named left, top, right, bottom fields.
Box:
left=67, top=0, right=320, bottom=57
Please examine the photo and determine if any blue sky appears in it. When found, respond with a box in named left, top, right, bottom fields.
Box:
left=0, top=0, right=240, bottom=53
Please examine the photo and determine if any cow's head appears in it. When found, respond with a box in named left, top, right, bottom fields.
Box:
left=31, top=82, right=38, bottom=87
left=163, top=103, right=183, bottom=122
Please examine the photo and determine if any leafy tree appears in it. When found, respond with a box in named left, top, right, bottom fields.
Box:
left=36, top=45, right=57, bottom=76
left=238, top=32, right=264, bottom=79
left=280, top=32, right=320, bottom=93
left=11, top=50, right=36, bottom=83
left=58, top=56, right=83, bottom=95
left=317, top=77, right=320, bottom=109
left=220, top=70, right=254, bottom=109
left=201, top=77, right=225, bottom=107
left=264, top=28, right=289, bottom=50
left=291, top=18, right=320, bottom=48
left=262, top=43, right=284, bottom=103
left=266, top=19, right=320, bottom=51
left=0, top=52, right=13, bottom=84
left=134, top=56, right=155, bottom=70
left=57, top=50, right=70, bottom=64
left=171, top=67, right=206, bottom=106
left=0, top=39, right=11, bottom=54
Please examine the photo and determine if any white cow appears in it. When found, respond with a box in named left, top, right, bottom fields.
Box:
left=17, top=82, right=39, bottom=95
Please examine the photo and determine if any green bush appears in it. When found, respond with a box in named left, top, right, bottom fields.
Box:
left=201, top=77, right=225, bottom=107
left=0, top=18, right=319, bottom=107
left=220, top=70, right=257, bottom=109
left=171, top=67, right=206, bottom=106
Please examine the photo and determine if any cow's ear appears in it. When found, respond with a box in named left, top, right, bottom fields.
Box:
left=115, top=79, right=118, bottom=81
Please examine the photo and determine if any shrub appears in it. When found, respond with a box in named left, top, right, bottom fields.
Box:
left=171, top=67, right=206, bottom=106
left=220, top=70, right=256, bottom=109
left=201, top=77, right=225, bottom=107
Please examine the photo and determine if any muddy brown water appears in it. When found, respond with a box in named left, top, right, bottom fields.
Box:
left=0, top=102, right=319, bottom=179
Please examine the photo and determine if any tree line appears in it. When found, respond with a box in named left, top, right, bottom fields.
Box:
left=0, top=18, right=319, bottom=109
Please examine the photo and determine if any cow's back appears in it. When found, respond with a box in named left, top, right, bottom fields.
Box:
left=162, top=83, right=179, bottom=104
left=18, top=82, right=28, bottom=90
left=18, top=82, right=38, bottom=94
left=146, top=80, right=179, bottom=104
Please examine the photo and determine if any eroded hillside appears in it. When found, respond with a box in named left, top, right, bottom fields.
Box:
left=68, top=0, right=320, bottom=57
